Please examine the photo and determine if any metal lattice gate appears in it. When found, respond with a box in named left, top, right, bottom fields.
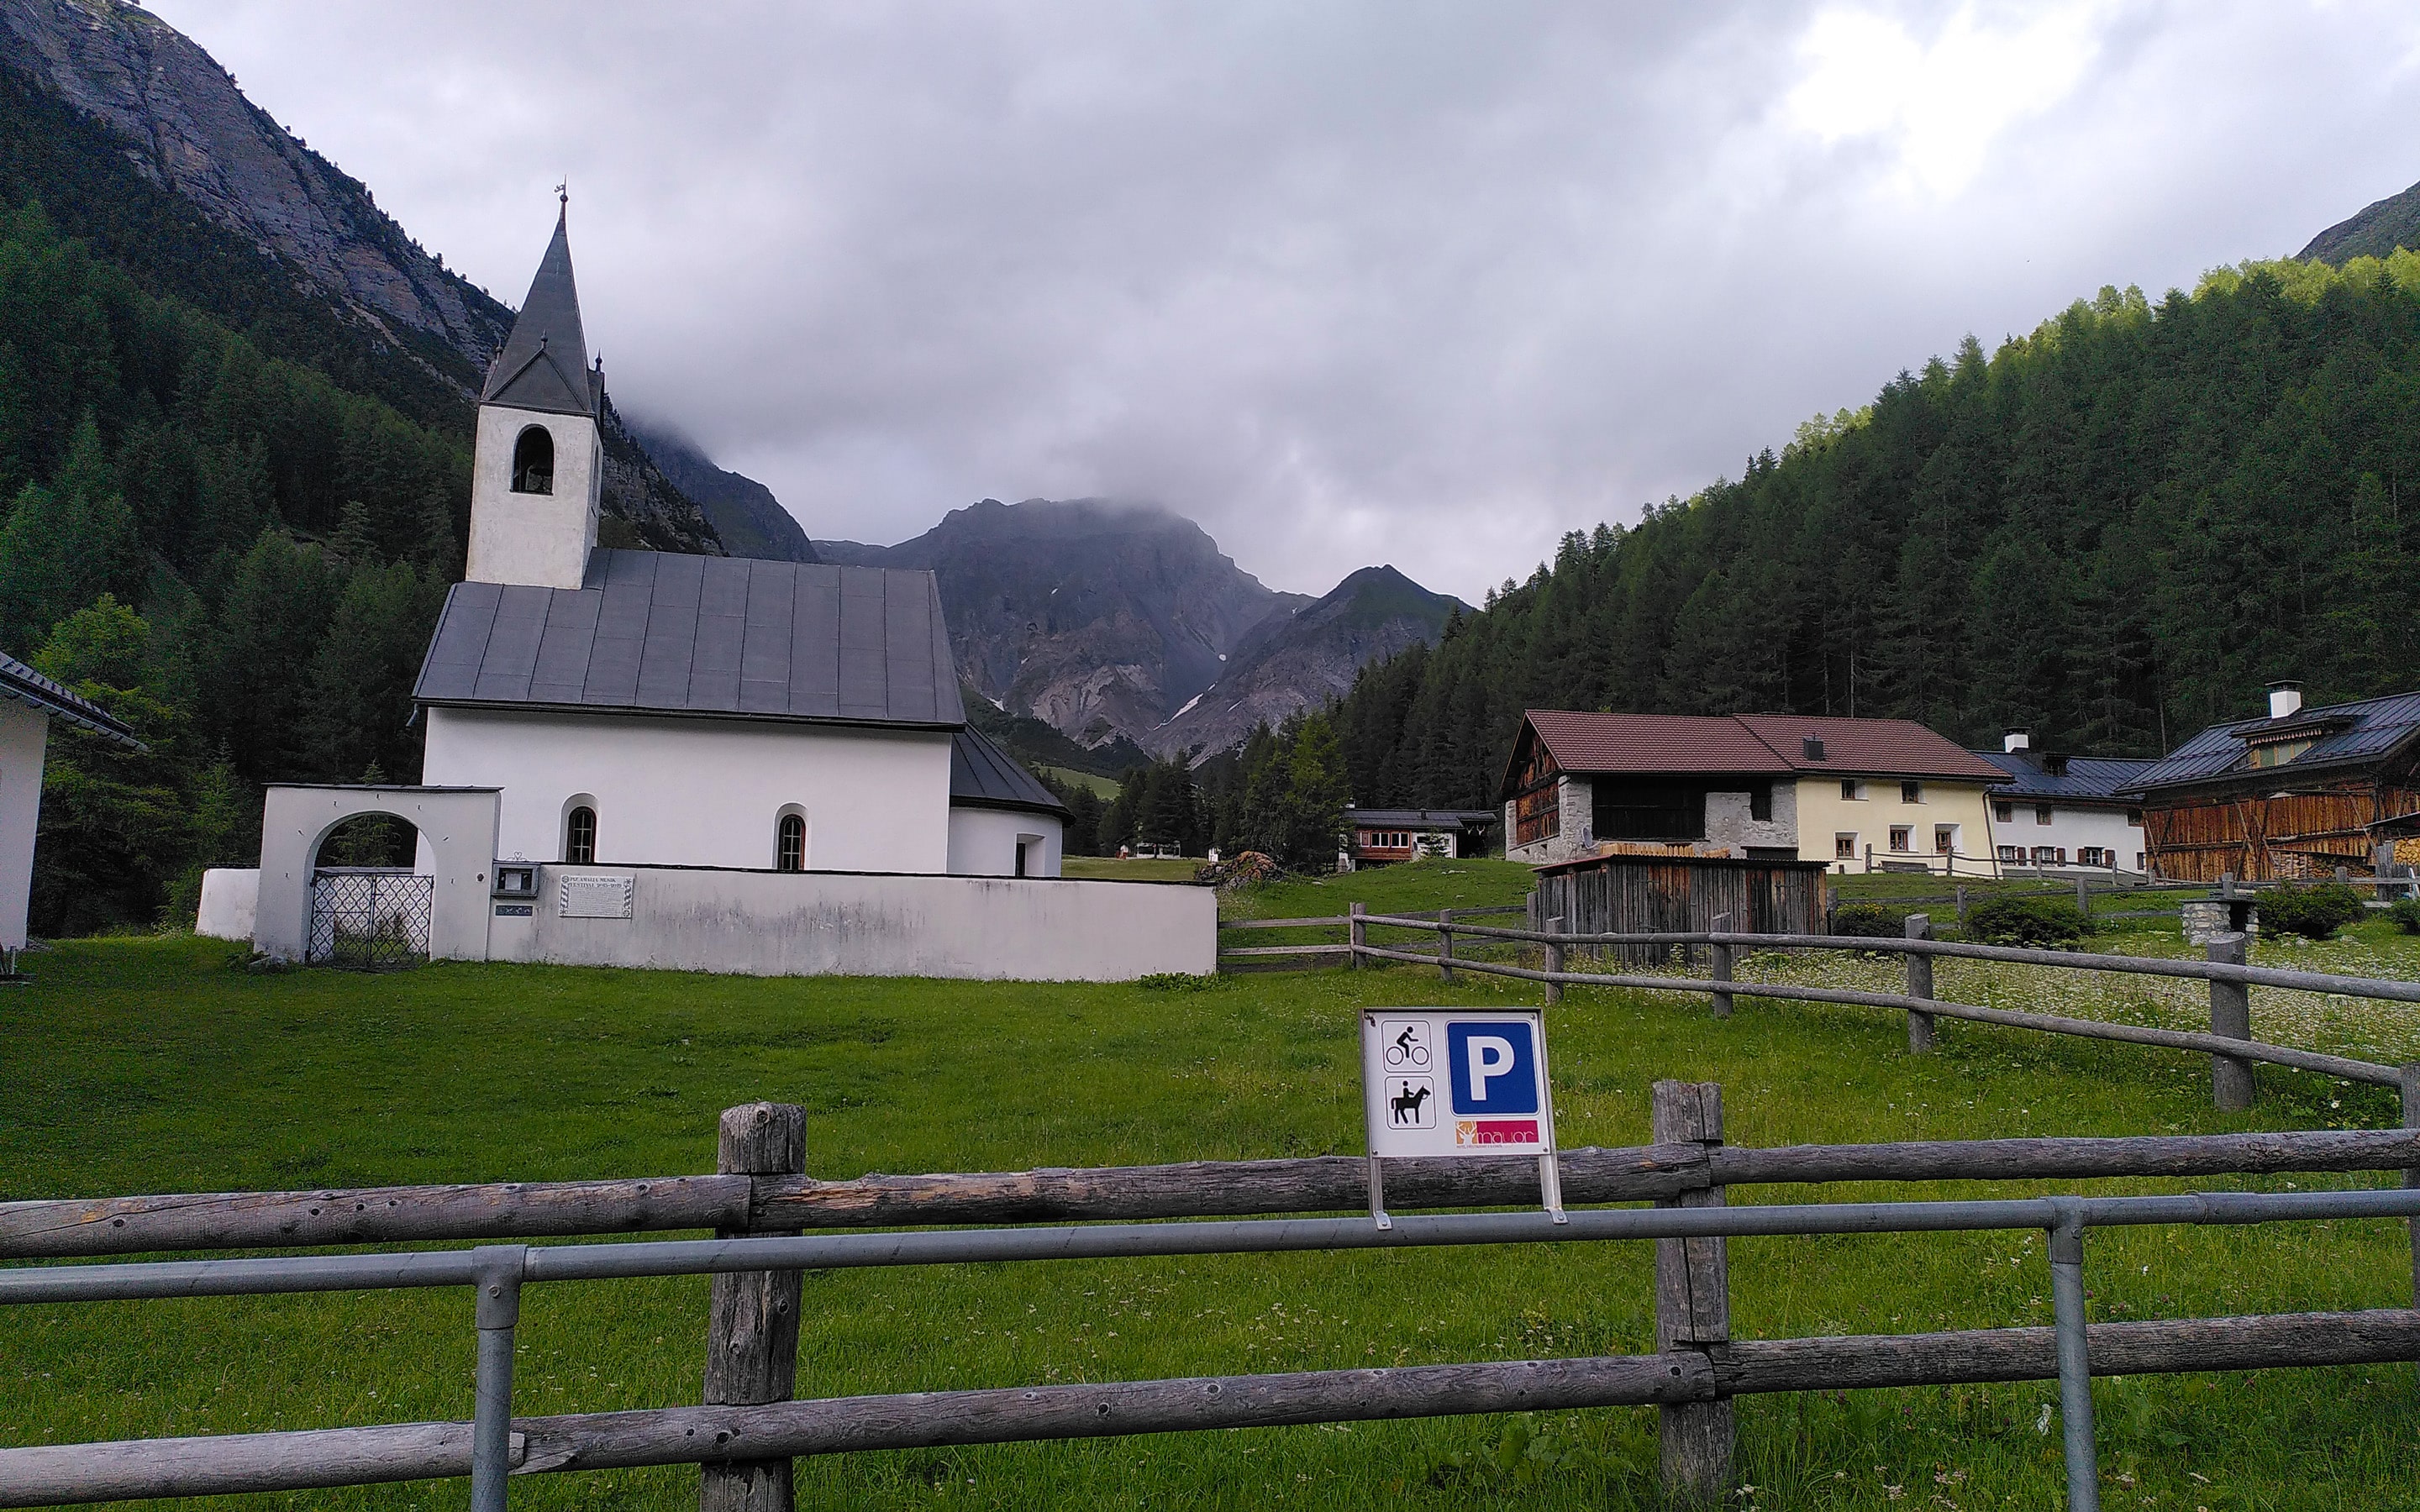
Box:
left=308, top=869, right=433, bottom=969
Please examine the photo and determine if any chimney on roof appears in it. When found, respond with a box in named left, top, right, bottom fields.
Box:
left=2003, top=729, right=2030, bottom=753
left=1802, top=736, right=1826, bottom=761
left=2267, top=682, right=2303, bottom=720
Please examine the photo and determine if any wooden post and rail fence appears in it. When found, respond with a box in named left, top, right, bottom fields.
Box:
left=4, top=1100, right=2420, bottom=1505
left=1226, top=908, right=2420, bottom=1108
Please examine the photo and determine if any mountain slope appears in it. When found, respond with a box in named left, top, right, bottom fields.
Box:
left=818, top=498, right=1308, bottom=747
left=627, top=420, right=818, bottom=563
left=2301, top=177, right=2420, bottom=265
left=0, top=0, right=502, bottom=371
left=0, top=0, right=720, bottom=554
left=1155, top=565, right=1465, bottom=759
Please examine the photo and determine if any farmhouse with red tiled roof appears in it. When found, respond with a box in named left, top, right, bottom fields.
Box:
left=1497, top=710, right=2007, bottom=874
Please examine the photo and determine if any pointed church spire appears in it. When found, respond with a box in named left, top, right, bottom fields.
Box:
left=481, top=202, right=597, bottom=417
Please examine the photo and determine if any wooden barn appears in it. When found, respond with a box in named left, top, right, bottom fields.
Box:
left=1528, top=851, right=1829, bottom=964
left=2130, top=684, right=2420, bottom=882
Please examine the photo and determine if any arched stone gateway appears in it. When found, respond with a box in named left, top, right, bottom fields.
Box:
left=251, top=785, right=501, bottom=964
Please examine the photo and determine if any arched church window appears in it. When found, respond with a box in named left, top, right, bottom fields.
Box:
left=565, top=805, right=597, bottom=864
left=512, top=426, right=555, bottom=495
left=776, top=812, right=806, bottom=872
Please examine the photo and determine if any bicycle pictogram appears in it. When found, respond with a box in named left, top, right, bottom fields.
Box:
left=1382, top=1020, right=1431, bottom=1069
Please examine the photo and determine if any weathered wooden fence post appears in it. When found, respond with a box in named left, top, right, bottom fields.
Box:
left=2207, top=933, right=2254, bottom=1112
left=702, top=1102, right=807, bottom=1512
left=1349, top=902, right=1367, bottom=971
left=1544, top=915, right=1565, bottom=1006
left=2075, top=876, right=2090, bottom=924
left=2403, top=1063, right=2419, bottom=1309
left=1707, top=912, right=1733, bottom=1021
left=1904, top=914, right=1935, bottom=1053
left=1436, top=908, right=1456, bottom=986
left=1954, top=885, right=1969, bottom=932
left=1653, top=1080, right=1732, bottom=1505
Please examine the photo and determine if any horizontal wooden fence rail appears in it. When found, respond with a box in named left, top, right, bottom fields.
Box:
left=7, top=1308, right=2416, bottom=1506
left=14, top=1129, right=2420, bottom=1261
left=1331, top=913, right=2420, bottom=1108
left=1349, top=938, right=2405, bottom=1086
left=1360, top=914, right=2420, bottom=1003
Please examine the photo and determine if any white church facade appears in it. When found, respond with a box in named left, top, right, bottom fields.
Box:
left=206, top=206, right=1200, bottom=979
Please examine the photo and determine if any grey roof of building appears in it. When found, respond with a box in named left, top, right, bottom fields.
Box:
left=0, top=653, right=144, bottom=747
left=416, top=549, right=965, bottom=728
left=1972, top=751, right=2156, bottom=804
left=950, top=727, right=1070, bottom=817
left=2128, top=690, right=2420, bottom=795
left=481, top=207, right=599, bottom=417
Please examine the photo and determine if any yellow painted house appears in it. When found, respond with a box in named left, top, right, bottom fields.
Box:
left=1497, top=710, right=2007, bottom=875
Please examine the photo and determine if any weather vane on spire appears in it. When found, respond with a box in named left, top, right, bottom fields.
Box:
left=555, top=179, right=569, bottom=208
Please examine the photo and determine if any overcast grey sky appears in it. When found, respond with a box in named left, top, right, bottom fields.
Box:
left=146, top=1, right=2420, bottom=601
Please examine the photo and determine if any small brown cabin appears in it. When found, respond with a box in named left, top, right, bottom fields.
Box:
left=2130, top=685, right=2420, bottom=882
left=1528, top=850, right=1829, bottom=964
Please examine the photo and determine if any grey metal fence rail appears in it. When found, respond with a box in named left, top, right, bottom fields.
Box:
left=6, top=1089, right=2420, bottom=1509
left=1232, top=908, right=2420, bottom=1106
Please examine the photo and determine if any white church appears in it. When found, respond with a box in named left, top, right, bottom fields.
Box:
left=418, top=204, right=1067, bottom=881
left=206, top=207, right=1213, bottom=981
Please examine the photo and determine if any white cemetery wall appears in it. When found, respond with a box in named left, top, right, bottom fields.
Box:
left=491, top=864, right=1213, bottom=981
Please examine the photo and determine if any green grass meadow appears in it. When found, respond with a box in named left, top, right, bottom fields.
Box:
left=5, top=860, right=2420, bottom=1509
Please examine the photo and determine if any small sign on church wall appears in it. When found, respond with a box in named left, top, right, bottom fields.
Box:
left=559, top=874, right=634, bottom=920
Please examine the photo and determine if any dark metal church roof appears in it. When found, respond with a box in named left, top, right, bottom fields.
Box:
left=481, top=205, right=599, bottom=417
left=950, top=727, right=1071, bottom=817
left=0, top=652, right=143, bottom=747
left=416, top=549, right=965, bottom=728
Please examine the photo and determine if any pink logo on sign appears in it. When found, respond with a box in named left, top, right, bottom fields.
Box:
left=1455, top=1118, right=1541, bottom=1147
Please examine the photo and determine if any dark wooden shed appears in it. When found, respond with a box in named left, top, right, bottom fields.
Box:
left=1526, top=851, right=1829, bottom=964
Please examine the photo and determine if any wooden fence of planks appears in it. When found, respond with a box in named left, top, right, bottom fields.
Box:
left=4, top=1095, right=2420, bottom=1508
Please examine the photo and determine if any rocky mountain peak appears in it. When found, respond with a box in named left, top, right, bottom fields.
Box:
left=0, top=0, right=510, bottom=373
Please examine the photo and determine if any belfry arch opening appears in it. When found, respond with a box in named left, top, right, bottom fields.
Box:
left=511, top=425, right=555, bottom=495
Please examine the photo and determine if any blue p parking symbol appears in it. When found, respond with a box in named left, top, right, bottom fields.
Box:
left=1446, top=1021, right=1539, bottom=1115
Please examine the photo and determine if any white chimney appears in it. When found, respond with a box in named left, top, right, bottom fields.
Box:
left=2267, top=683, right=2303, bottom=720
left=2003, top=729, right=2030, bottom=753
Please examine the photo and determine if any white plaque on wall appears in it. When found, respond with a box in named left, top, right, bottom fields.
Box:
left=558, top=874, right=634, bottom=920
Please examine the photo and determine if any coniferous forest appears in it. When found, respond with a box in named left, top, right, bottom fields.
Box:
left=1334, top=255, right=2420, bottom=814
left=0, top=68, right=476, bottom=934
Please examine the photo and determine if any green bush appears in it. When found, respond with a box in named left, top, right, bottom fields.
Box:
left=2386, top=899, right=2420, bottom=935
left=1828, top=903, right=1904, bottom=939
left=1965, top=894, right=2087, bottom=947
left=2256, top=880, right=2367, bottom=941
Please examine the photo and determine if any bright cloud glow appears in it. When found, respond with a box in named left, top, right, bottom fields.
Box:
left=1786, top=3, right=2107, bottom=196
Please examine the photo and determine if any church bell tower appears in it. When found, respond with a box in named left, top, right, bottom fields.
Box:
left=464, top=199, right=603, bottom=589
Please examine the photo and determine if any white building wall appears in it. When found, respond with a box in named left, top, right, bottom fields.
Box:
left=1991, top=800, right=2147, bottom=873
left=420, top=707, right=952, bottom=874
left=197, top=867, right=260, bottom=940
left=463, top=404, right=600, bottom=591
left=0, top=701, right=48, bottom=951
left=947, top=807, right=1064, bottom=878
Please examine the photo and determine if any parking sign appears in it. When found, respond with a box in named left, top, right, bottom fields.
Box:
left=1360, top=1009, right=1562, bottom=1226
